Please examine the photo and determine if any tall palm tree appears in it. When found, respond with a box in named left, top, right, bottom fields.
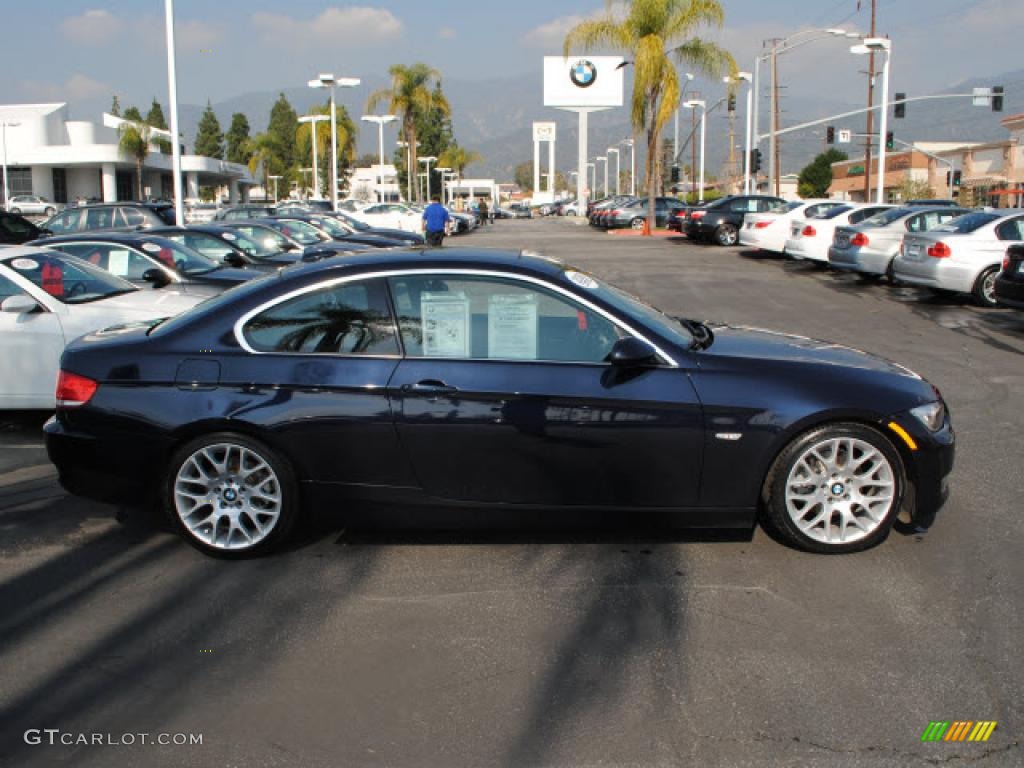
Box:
left=438, top=146, right=482, bottom=178
left=296, top=103, right=356, bottom=199
left=247, top=133, right=276, bottom=202
left=117, top=120, right=152, bottom=200
left=366, top=64, right=450, bottom=202
left=565, top=0, right=734, bottom=233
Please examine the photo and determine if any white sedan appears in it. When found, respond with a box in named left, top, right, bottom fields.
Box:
left=6, top=195, right=60, bottom=217
left=784, top=203, right=895, bottom=263
left=349, top=203, right=423, bottom=234
left=0, top=246, right=203, bottom=409
left=739, top=199, right=844, bottom=253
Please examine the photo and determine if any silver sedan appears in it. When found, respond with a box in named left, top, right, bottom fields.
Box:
left=893, top=209, right=1024, bottom=307
left=5, top=195, right=59, bottom=217
left=829, top=206, right=969, bottom=279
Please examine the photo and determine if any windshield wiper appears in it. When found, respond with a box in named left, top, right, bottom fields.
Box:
left=676, top=317, right=714, bottom=350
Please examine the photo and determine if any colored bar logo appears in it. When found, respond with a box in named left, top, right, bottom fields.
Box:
left=921, top=721, right=997, bottom=742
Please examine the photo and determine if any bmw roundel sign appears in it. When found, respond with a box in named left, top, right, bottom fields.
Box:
left=570, top=60, right=597, bottom=89
left=543, top=55, right=624, bottom=108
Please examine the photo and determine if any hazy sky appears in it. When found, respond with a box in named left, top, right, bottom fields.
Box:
left=3, top=0, right=1021, bottom=112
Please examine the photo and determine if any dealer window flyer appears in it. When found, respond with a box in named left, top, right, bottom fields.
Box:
left=488, top=294, right=538, bottom=359
left=421, top=292, right=470, bottom=357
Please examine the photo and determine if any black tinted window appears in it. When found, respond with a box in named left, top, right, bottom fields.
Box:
left=243, top=278, right=398, bottom=355
left=995, top=217, right=1024, bottom=241
left=935, top=212, right=1000, bottom=234
left=819, top=205, right=854, bottom=220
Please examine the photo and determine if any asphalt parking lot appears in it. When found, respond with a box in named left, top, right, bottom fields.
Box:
left=1, top=218, right=1021, bottom=767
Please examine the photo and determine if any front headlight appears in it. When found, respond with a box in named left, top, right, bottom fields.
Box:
left=910, top=401, right=945, bottom=432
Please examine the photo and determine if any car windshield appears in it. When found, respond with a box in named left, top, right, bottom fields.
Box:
left=933, top=212, right=1001, bottom=234
left=3, top=251, right=137, bottom=304
left=334, top=212, right=371, bottom=231
left=269, top=219, right=327, bottom=245
left=226, top=226, right=294, bottom=256
left=562, top=269, right=693, bottom=349
left=305, top=217, right=348, bottom=237
left=161, top=232, right=241, bottom=262
left=863, top=208, right=913, bottom=227
left=142, top=238, right=220, bottom=275
left=819, top=205, right=854, bottom=220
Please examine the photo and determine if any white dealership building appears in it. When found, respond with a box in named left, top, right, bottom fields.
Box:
left=0, top=103, right=257, bottom=205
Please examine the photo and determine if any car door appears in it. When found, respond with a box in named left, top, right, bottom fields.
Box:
left=234, top=276, right=410, bottom=488
left=385, top=271, right=704, bottom=508
left=0, top=269, right=66, bottom=408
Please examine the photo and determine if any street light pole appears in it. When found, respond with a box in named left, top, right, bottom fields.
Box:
left=608, top=148, right=620, bottom=195
left=1, top=120, right=20, bottom=211
left=309, top=73, right=361, bottom=211
left=725, top=72, right=753, bottom=194
left=164, top=0, right=184, bottom=226
left=419, top=156, right=437, bottom=200
left=621, top=139, right=635, bottom=196
left=684, top=100, right=707, bottom=203
left=596, top=156, right=608, bottom=197
left=361, top=114, right=397, bottom=202
left=298, top=114, right=328, bottom=199
left=268, top=174, right=281, bottom=202
left=436, top=167, right=451, bottom=205
left=851, top=38, right=892, bottom=203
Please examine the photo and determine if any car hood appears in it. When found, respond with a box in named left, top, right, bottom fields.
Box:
left=90, top=289, right=204, bottom=316
left=700, top=324, right=921, bottom=379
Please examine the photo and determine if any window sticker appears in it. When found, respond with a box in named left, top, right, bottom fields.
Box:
left=221, top=232, right=236, bottom=241
left=565, top=270, right=599, bottom=290
left=107, top=249, right=131, bottom=276
left=421, top=292, right=470, bottom=357
left=10, top=258, right=39, bottom=271
left=488, top=294, right=538, bottom=360
left=141, top=242, right=161, bottom=253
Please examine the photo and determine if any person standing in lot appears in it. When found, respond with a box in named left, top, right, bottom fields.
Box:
left=422, top=194, right=451, bottom=247
left=478, top=199, right=489, bottom=226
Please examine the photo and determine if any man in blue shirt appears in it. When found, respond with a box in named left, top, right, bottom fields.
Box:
left=422, top=195, right=451, bottom=247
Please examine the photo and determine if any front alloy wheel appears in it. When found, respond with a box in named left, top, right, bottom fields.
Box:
left=630, top=217, right=645, bottom=231
left=167, top=433, right=297, bottom=556
left=972, top=266, right=999, bottom=308
left=764, top=423, right=904, bottom=553
left=715, top=223, right=738, bottom=246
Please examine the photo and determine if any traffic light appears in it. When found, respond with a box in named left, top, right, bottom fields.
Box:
left=826, top=126, right=835, bottom=144
left=953, top=170, right=962, bottom=187
left=992, top=86, right=1004, bottom=112
left=885, top=131, right=894, bottom=150
left=727, top=93, right=736, bottom=112
left=750, top=148, right=762, bottom=173
left=670, top=165, right=680, bottom=183
left=894, top=93, right=906, bottom=119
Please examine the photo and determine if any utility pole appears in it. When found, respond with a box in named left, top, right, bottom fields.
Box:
left=863, top=0, right=878, bottom=201
left=766, top=40, right=780, bottom=198
left=772, top=45, right=781, bottom=196
left=690, top=89, right=699, bottom=202
left=728, top=103, right=737, bottom=192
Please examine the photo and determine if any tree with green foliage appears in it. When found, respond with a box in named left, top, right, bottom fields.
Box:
left=247, top=133, right=275, bottom=201
left=123, top=106, right=143, bottom=122
left=194, top=101, right=224, bottom=159
left=397, top=83, right=455, bottom=199
left=295, top=102, right=357, bottom=198
left=266, top=93, right=298, bottom=195
left=438, top=145, right=482, bottom=177
left=110, top=95, right=121, bottom=117
left=117, top=119, right=151, bottom=200
left=367, top=64, right=450, bottom=202
left=146, top=98, right=171, bottom=154
left=797, top=148, right=848, bottom=198
left=514, top=161, right=533, bottom=193
left=565, top=0, right=734, bottom=233
left=225, top=113, right=252, bottom=165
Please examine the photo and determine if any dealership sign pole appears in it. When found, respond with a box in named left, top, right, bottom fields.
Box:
left=544, top=56, right=624, bottom=212
left=164, top=0, right=184, bottom=226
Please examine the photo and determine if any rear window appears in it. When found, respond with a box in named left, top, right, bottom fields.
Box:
left=863, top=208, right=913, bottom=227
left=934, top=212, right=1000, bottom=234
left=152, top=207, right=176, bottom=224
left=819, top=205, right=854, bottom=220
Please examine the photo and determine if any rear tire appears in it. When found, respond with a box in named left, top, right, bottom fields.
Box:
left=762, top=422, right=905, bottom=554
left=165, top=432, right=299, bottom=558
left=714, top=223, right=738, bottom=246
left=972, top=266, right=999, bottom=308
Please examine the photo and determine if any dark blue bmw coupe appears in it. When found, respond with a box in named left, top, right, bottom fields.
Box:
left=45, top=248, right=954, bottom=556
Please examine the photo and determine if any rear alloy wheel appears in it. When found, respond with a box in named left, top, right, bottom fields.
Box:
left=714, top=223, right=738, bottom=246
left=972, top=266, right=999, bottom=308
left=167, top=433, right=297, bottom=557
left=630, top=217, right=645, bottom=231
left=764, top=423, right=904, bottom=553
left=45, top=206, right=56, bottom=216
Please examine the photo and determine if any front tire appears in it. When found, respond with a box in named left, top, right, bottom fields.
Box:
left=714, top=223, right=738, bottom=246
left=972, top=266, right=999, bottom=308
left=630, top=217, right=645, bottom=231
left=762, top=423, right=905, bottom=554
left=45, top=206, right=56, bottom=216
left=165, top=433, right=298, bottom=557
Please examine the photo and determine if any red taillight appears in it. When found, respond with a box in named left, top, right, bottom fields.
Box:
left=927, top=242, right=952, bottom=258
left=802, top=225, right=816, bottom=237
left=611, top=209, right=622, bottom=216
left=56, top=370, right=98, bottom=408
left=690, top=211, right=705, bottom=220
left=1003, top=255, right=1011, bottom=270
left=755, top=221, right=772, bottom=229
left=851, top=232, right=869, bottom=247
left=675, top=211, right=687, bottom=219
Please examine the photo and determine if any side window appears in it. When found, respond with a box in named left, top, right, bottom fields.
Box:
left=0, top=273, right=28, bottom=302
left=0, top=214, right=36, bottom=237
left=47, top=209, right=81, bottom=233
left=122, top=207, right=147, bottom=227
left=84, top=207, right=116, bottom=230
left=242, top=278, right=398, bottom=356
left=387, top=274, right=623, bottom=363
left=756, top=199, right=777, bottom=212
left=729, top=199, right=749, bottom=212
left=849, top=207, right=885, bottom=225
left=995, top=217, right=1024, bottom=241
left=48, top=244, right=153, bottom=279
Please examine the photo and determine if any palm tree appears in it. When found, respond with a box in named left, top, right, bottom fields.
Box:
left=565, top=0, right=734, bottom=233
left=366, top=64, right=450, bottom=202
left=117, top=120, right=152, bottom=200
left=438, top=146, right=482, bottom=177
left=247, top=133, right=276, bottom=202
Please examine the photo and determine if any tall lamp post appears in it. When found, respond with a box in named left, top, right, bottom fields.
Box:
left=684, top=100, right=707, bottom=203
left=596, top=156, right=608, bottom=198
left=1, top=119, right=20, bottom=211
left=268, top=174, right=282, bottom=202
left=419, top=155, right=437, bottom=200
left=850, top=37, right=892, bottom=204
left=298, top=114, right=329, bottom=199
left=607, top=147, right=620, bottom=195
left=164, top=0, right=184, bottom=226
left=361, top=114, right=397, bottom=202
left=620, top=139, right=635, bottom=196
left=435, top=167, right=452, bottom=204
left=723, top=72, right=753, bottom=194
left=309, top=73, right=361, bottom=211
left=397, top=139, right=420, bottom=202
left=586, top=162, right=596, bottom=198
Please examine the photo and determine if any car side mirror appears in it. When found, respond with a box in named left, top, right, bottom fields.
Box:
left=223, top=252, right=246, bottom=268
left=1, top=295, right=39, bottom=314
left=609, top=337, right=659, bottom=367
left=141, top=268, right=171, bottom=288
